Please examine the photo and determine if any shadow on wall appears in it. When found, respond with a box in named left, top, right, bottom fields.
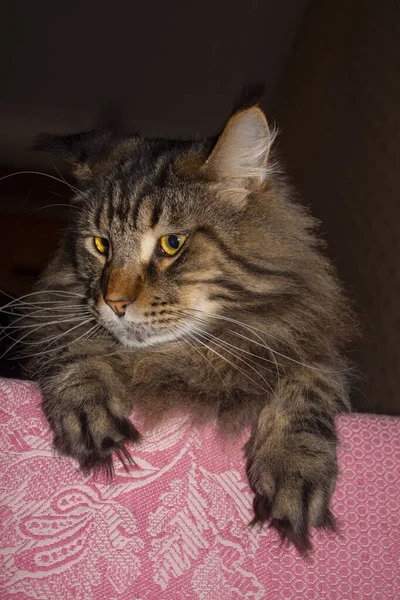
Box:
left=271, top=0, right=400, bottom=414
left=0, top=0, right=308, bottom=168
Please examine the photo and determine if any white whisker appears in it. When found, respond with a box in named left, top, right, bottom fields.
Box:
left=39, top=317, right=96, bottom=351
left=0, top=289, right=85, bottom=310
left=186, top=331, right=269, bottom=394
left=228, top=329, right=334, bottom=374
left=174, top=308, right=282, bottom=381
left=191, top=324, right=277, bottom=374
left=179, top=306, right=338, bottom=375
left=14, top=320, right=98, bottom=361
left=2, top=315, right=91, bottom=332
left=0, top=169, right=87, bottom=202
left=5, top=304, right=89, bottom=316
left=174, top=328, right=234, bottom=399
left=51, top=162, right=86, bottom=199
left=22, top=203, right=81, bottom=221
left=0, top=317, right=95, bottom=358
left=190, top=327, right=276, bottom=398
left=185, top=306, right=291, bottom=349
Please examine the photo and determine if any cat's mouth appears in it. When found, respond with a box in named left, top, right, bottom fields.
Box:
left=107, top=318, right=193, bottom=349
left=95, top=301, right=191, bottom=348
left=92, top=293, right=217, bottom=349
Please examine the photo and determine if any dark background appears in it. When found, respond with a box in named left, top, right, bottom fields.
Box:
left=1, top=0, right=399, bottom=414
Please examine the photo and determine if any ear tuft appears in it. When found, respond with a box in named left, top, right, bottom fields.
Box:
left=203, top=107, right=276, bottom=185
left=32, top=132, right=91, bottom=161
left=32, top=132, right=93, bottom=180
left=32, top=130, right=115, bottom=181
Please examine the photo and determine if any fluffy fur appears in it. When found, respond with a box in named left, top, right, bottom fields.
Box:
left=9, top=107, right=355, bottom=555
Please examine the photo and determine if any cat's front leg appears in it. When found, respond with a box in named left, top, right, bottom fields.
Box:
left=245, top=369, right=349, bottom=555
left=40, top=352, right=140, bottom=475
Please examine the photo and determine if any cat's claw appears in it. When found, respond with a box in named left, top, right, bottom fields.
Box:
left=43, top=386, right=140, bottom=478
left=246, top=435, right=338, bottom=557
left=53, top=413, right=140, bottom=478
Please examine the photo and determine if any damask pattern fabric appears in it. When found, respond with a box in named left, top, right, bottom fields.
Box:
left=0, top=378, right=399, bottom=599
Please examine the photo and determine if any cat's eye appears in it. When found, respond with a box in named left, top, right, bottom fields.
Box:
left=94, top=236, right=109, bottom=255
left=159, top=234, right=187, bottom=256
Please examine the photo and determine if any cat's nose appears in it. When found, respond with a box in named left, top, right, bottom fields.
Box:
left=105, top=298, right=133, bottom=317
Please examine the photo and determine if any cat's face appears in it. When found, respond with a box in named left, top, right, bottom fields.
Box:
left=40, top=108, right=290, bottom=349
left=80, top=175, right=234, bottom=349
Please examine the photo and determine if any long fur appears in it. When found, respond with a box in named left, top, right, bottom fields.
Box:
left=6, top=107, right=356, bottom=556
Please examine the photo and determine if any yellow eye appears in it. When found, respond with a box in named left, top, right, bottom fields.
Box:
left=94, top=236, right=109, bottom=255
left=159, top=234, right=187, bottom=256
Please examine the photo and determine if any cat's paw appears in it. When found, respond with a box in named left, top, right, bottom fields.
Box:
left=245, top=433, right=338, bottom=556
left=43, top=385, right=140, bottom=477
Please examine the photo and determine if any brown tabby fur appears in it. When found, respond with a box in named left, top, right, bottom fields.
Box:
left=8, top=107, right=355, bottom=556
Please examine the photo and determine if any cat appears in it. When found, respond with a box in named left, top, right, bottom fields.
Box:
left=10, top=106, right=355, bottom=555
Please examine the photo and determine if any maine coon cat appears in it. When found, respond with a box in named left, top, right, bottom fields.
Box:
left=10, top=107, right=354, bottom=555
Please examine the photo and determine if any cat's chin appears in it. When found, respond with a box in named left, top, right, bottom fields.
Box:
left=115, top=329, right=182, bottom=350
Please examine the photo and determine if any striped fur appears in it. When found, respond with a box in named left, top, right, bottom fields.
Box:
left=16, top=107, right=356, bottom=555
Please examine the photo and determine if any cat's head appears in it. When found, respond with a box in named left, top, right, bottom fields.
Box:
left=35, top=107, right=301, bottom=349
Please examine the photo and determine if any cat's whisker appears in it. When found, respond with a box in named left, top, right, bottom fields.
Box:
left=1, top=311, right=83, bottom=322
left=179, top=308, right=282, bottom=387
left=0, top=289, right=86, bottom=310
left=190, top=326, right=276, bottom=398
left=38, top=318, right=97, bottom=351
left=1, top=324, right=46, bottom=358
left=0, top=309, right=90, bottom=323
left=0, top=300, right=86, bottom=316
left=190, top=324, right=277, bottom=376
left=8, top=289, right=85, bottom=299
left=0, top=290, right=21, bottom=301
left=173, top=308, right=281, bottom=375
left=27, top=308, right=90, bottom=315
left=0, top=309, right=36, bottom=318
left=5, top=302, right=89, bottom=313
left=228, top=329, right=338, bottom=375
left=172, top=327, right=234, bottom=398
left=180, top=306, right=340, bottom=375
left=3, top=306, right=89, bottom=316
left=2, top=301, right=88, bottom=308
left=85, top=324, right=103, bottom=343
left=1, top=297, right=85, bottom=304
left=51, top=162, right=88, bottom=201
left=22, top=203, right=82, bottom=221
left=186, top=331, right=270, bottom=394
left=0, top=170, right=88, bottom=202
left=0, top=317, right=95, bottom=356
left=1, top=314, right=92, bottom=332
left=20, top=309, right=90, bottom=318
left=1, top=320, right=63, bottom=356
left=46, top=189, right=72, bottom=199
left=0, top=307, right=91, bottom=332
left=180, top=306, right=294, bottom=351
left=13, top=320, right=98, bottom=361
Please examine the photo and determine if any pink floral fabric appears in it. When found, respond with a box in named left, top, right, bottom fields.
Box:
left=0, top=378, right=399, bottom=599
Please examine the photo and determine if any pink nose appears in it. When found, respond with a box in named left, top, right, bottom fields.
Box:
left=105, top=298, right=133, bottom=317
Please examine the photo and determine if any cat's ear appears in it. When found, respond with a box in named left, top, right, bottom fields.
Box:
left=202, top=107, right=275, bottom=186
left=32, top=131, right=115, bottom=182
